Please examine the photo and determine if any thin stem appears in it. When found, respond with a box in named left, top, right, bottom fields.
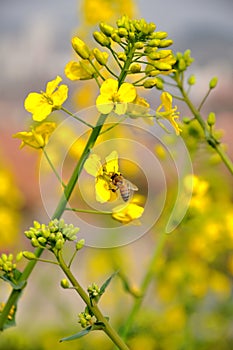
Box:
left=61, top=107, right=94, bottom=129
left=42, top=148, right=66, bottom=188
left=65, top=207, right=111, bottom=215
left=120, top=233, right=167, bottom=341
left=105, top=64, right=119, bottom=79
left=109, top=47, right=122, bottom=70
left=197, top=88, right=211, bottom=111
left=99, top=116, right=127, bottom=135
left=25, top=257, right=59, bottom=265
left=88, top=59, right=106, bottom=81
left=57, top=251, right=130, bottom=350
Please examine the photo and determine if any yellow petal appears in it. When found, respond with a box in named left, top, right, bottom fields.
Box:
left=24, top=92, right=52, bottom=121
left=52, top=85, right=68, bottom=106
left=118, top=83, right=137, bottom=103
left=96, top=178, right=111, bottom=203
left=96, top=95, right=114, bottom=114
left=160, top=92, right=172, bottom=110
left=114, top=103, right=127, bottom=115
left=104, top=151, right=119, bottom=173
left=112, top=203, right=144, bottom=223
left=24, top=92, right=43, bottom=113
left=46, top=76, right=62, bottom=95
left=84, top=154, right=102, bottom=177
left=100, top=78, right=118, bottom=97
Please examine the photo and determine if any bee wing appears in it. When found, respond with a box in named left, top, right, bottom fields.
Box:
left=126, top=180, right=138, bottom=191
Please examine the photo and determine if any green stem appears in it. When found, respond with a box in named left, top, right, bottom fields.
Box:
left=175, top=74, right=233, bottom=176
left=42, top=148, right=66, bottom=188
left=65, top=207, right=111, bottom=215
left=57, top=251, right=130, bottom=350
left=61, top=107, right=94, bottom=129
left=120, top=233, right=167, bottom=341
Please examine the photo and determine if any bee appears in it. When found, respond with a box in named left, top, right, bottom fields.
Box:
left=110, top=173, right=138, bottom=202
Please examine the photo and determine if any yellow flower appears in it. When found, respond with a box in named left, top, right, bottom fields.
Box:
left=156, top=92, right=182, bottom=135
left=84, top=151, right=119, bottom=203
left=65, top=60, right=96, bottom=80
left=112, top=202, right=144, bottom=223
left=96, top=79, right=137, bottom=115
left=24, top=76, right=68, bottom=121
left=13, top=122, right=56, bottom=149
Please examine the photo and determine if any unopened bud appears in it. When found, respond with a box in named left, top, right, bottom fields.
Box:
left=60, top=279, right=70, bottom=289
left=118, top=28, right=128, bottom=37
left=143, top=78, right=158, bottom=88
left=130, top=63, right=141, bottom=73
left=153, top=62, right=172, bottom=70
left=111, top=32, right=121, bottom=44
left=135, top=42, right=144, bottom=49
left=159, top=39, right=173, bottom=48
left=93, top=48, right=108, bottom=65
left=147, top=39, right=161, bottom=47
left=188, top=74, right=196, bottom=85
left=117, top=52, right=127, bottom=62
left=209, top=77, right=218, bottom=89
left=23, top=251, right=37, bottom=260
left=207, top=112, right=216, bottom=126
left=152, top=31, right=168, bottom=39
left=76, top=239, right=85, bottom=251
left=72, top=37, right=90, bottom=60
left=93, top=31, right=111, bottom=47
left=99, top=23, right=114, bottom=36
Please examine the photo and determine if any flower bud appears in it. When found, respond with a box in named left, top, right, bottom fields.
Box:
left=60, top=278, right=70, bottom=289
left=31, top=237, right=39, bottom=247
left=93, top=31, right=111, bottom=47
left=16, top=252, right=23, bottom=261
left=148, top=52, right=160, bottom=60
left=71, top=37, right=90, bottom=60
left=207, top=112, right=216, bottom=126
left=118, top=28, right=128, bottom=37
left=23, top=251, right=37, bottom=260
left=135, top=42, right=144, bottom=49
left=152, top=31, right=168, bottom=39
left=148, top=22, right=156, bottom=33
left=76, top=239, right=85, bottom=250
left=55, top=239, right=64, bottom=250
left=38, top=236, right=47, bottom=245
left=209, top=77, right=218, bottom=89
left=153, top=62, right=172, bottom=70
left=158, top=39, right=173, bottom=48
left=188, top=74, right=196, bottom=85
left=183, top=117, right=192, bottom=124
left=130, top=63, right=141, bottom=73
left=99, top=22, right=114, bottom=36
left=143, top=78, right=158, bottom=88
left=117, top=52, right=127, bottom=61
left=147, top=39, right=161, bottom=47
left=111, top=32, right=121, bottom=44
left=129, top=32, right=135, bottom=41
left=178, top=58, right=186, bottom=71
left=93, top=48, right=109, bottom=66
left=156, top=78, right=164, bottom=90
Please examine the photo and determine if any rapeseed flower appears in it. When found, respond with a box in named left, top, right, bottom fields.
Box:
left=96, top=79, right=137, bottom=115
left=156, top=92, right=182, bottom=135
left=112, top=202, right=144, bottom=224
left=24, top=76, right=68, bottom=121
left=13, top=122, right=56, bottom=149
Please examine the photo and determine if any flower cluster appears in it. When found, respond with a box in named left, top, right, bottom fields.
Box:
left=78, top=310, right=94, bottom=328
left=0, top=253, right=17, bottom=276
left=24, top=219, right=80, bottom=252
left=87, top=283, right=101, bottom=301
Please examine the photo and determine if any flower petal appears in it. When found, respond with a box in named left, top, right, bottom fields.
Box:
left=52, top=85, right=68, bottom=106
left=84, top=154, right=102, bottom=177
left=118, top=83, right=137, bottom=103
left=100, top=79, right=118, bottom=97
left=46, top=76, right=62, bottom=95
left=96, top=178, right=111, bottom=203
left=104, top=151, right=119, bottom=173
left=96, top=95, right=114, bottom=114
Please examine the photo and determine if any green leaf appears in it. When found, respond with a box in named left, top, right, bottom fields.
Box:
left=99, top=270, right=119, bottom=296
left=0, top=269, right=26, bottom=290
left=60, top=326, right=92, bottom=342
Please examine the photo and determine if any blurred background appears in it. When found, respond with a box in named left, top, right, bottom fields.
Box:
left=0, top=0, right=233, bottom=349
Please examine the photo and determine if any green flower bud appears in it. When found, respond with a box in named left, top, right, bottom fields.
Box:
left=1, top=254, right=7, bottom=262
left=31, top=237, right=39, bottom=247
left=99, top=22, right=114, bottom=36
left=16, top=252, right=23, bottom=261
left=148, top=51, right=161, bottom=60
left=148, top=22, right=156, bottom=33
left=55, top=239, right=64, bottom=250
left=152, top=31, right=168, bottom=39
left=143, top=78, right=158, bottom=88
left=178, top=58, right=186, bottom=71
left=93, top=31, right=111, bottom=47
left=38, top=236, right=47, bottom=245
left=207, top=112, right=216, bottom=126
left=209, top=77, right=218, bottom=89
left=118, top=27, right=128, bottom=37
left=135, top=42, right=144, bottom=49
left=188, top=74, right=196, bottom=85
left=33, top=221, right=41, bottom=229
left=147, top=39, right=161, bottom=47
left=60, top=278, right=70, bottom=289
left=128, top=32, right=135, bottom=41
left=76, top=239, right=85, bottom=250
left=111, top=32, right=121, bottom=44
left=71, top=37, right=90, bottom=60
left=183, top=117, right=192, bottom=124
left=153, top=62, right=172, bottom=70
left=93, top=48, right=109, bottom=66
left=158, top=39, right=173, bottom=48
left=23, top=251, right=37, bottom=260
left=159, top=50, right=172, bottom=58
left=117, top=52, right=127, bottom=61
left=156, top=78, right=164, bottom=90
left=130, top=63, right=141, bottom=73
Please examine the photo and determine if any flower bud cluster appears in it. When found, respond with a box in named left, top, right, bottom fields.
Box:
left=0, top=253, right=17, bottom=276
left=87, top=283, right=101, bottom=300
left=92, top=15, right=176, bottom=82
left=24, top=219, right=80, bottom=252
left=175, top=49, right=194, bottom=72
left=0, top=302, right=16, bottom=321
left=78, top=310, right=93, bottom=328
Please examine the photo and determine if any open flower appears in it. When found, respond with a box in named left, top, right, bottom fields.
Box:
left=156, top=92, right=182, bottom=135
left=96, top=79, right=137, bottom=115
left=84, top=151, right=119, bottom=203
left=24, top=76, right=68, bottom=122
left=112, top=202, right=144, bottom=224
left=13, top=122, right=56, bottom=149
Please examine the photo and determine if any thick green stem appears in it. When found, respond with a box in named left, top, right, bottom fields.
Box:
left=57, top=251, right=130, bottom=350
left=120, top=233, right=167, bottom=341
